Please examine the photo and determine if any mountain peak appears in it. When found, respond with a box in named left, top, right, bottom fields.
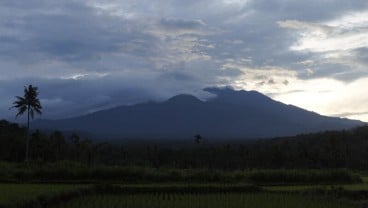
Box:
left=204, top=86, right=272, bottom=104
left=165, top=94, right=202, bottom=104
left=203, top=86, right=237, bottom=96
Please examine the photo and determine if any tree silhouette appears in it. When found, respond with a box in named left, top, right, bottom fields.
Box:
left=194, top=134, right=202, bottom=144
left=11, top=85, right=42, bottom=165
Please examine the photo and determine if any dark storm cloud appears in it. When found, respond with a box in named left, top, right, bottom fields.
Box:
left=159, top=71, right=197, bottom=82
left=3, top=76, right=161, bottom=120
left=1, top=0, right=368, bottom=120
left=0, top=1, right=160, bottom=64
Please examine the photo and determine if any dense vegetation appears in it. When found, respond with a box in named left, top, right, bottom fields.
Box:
left=0, top=162, right=361, bottom=184
left=2, top=120, right=368, bottom=207
left=1, top=119, right=368, bottom=170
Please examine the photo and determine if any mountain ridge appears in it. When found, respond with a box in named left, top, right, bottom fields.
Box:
left=32, top=87, right=365, bottom=139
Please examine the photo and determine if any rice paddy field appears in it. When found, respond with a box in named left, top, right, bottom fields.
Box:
left=0, top=183, right=364, bottom=208
left=0, top=184, right=87, bottom=207
left=51, top=193, right=358, bottom=208
left=1, top=176, right=368, bottom=208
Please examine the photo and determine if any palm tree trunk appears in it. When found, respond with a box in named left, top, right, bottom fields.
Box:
left=26, top=106, right=30, bottom=167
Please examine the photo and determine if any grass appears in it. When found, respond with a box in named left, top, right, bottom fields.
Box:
left=0, top=162, right=363, bottom=184
left=343, top=183, right=368, bottom=191
left=0, top=183, right=365, bottom=208
left=51, top=193, right=359, bottom=208
left=264, top=183, right=368, bottom=192
left=0, top=184, right=87, bottom=207
left=362, top=176, right=368, bottom=183
left=247, top=169, right=362, bottom=185
left=264, top=185, right=324, bottom=192
left=0, top=183, right=260, bottom=208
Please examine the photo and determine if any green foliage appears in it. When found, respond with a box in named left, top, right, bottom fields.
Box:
left=248, top=169, right=362, bottom=185
left=0, top=121, right=25, bottom=162
left=0, top=184, right=87, bottom=208
left=0, top=161, right=362, bottom=185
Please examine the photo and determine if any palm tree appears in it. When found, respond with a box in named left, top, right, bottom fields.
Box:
left=11, top=85, right=42, bottom=165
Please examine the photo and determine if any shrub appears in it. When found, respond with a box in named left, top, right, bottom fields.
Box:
left=247, top=169, right=362, bottom=185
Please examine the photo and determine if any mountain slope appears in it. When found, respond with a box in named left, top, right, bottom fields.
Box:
left=32, top=87, right=365, bottom=139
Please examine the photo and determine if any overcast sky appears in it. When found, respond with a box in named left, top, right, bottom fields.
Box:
left=1, top=0, right=368, bottom=122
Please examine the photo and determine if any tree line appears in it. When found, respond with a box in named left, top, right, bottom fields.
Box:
left=1, top=119, right=368, bottom=170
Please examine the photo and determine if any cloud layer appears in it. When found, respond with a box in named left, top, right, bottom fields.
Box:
left=1, top=0, right=368, bottom=121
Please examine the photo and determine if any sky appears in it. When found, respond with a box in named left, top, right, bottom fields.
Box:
left=1, top=0, right=368, bottom=122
